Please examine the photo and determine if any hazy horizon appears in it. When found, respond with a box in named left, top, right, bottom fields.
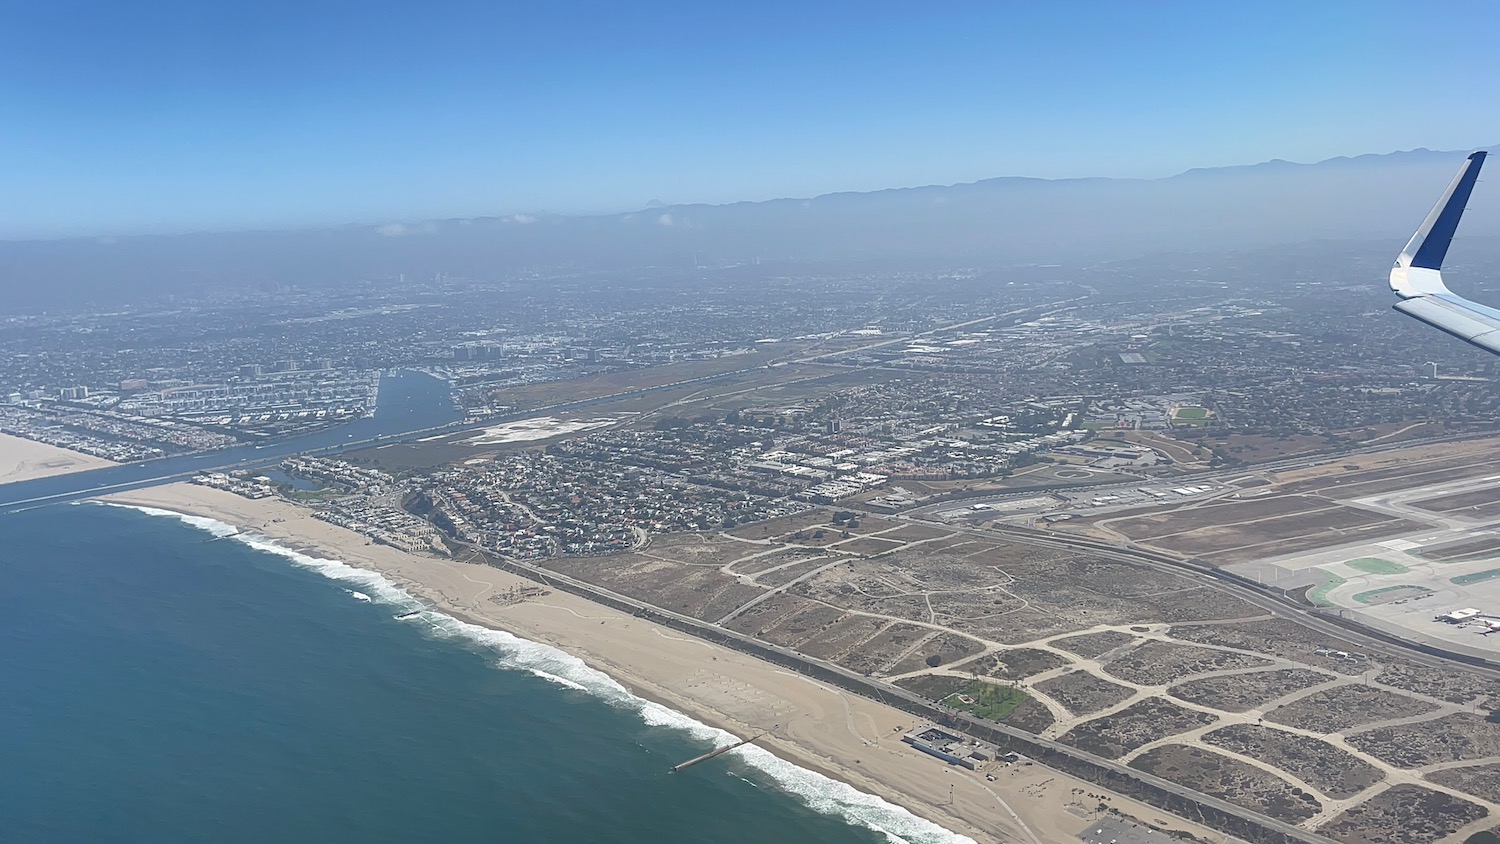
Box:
left=6, top=0, right=1499, bottom=239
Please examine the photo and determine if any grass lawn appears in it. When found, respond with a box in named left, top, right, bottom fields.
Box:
left=940, top=681, right=1028, bottom=721
left=1452, top=568, right=1500, bottom=586
left=1353, top=584, right=1433, bottom=604
left=1345, top=557, right=1410, bottom=575
left=1308, top=573, right=1347, bottom=606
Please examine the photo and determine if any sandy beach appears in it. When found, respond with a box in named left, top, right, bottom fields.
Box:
left=102, top=483, right=1229, bottom=844
left=0, top=432, right=116, bottom=484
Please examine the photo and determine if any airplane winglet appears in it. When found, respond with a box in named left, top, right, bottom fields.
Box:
left=1391, top=151, right=1486, bottom=298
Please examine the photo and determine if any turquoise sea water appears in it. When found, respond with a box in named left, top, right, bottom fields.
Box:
left=0, top=504, right=971, bottom=844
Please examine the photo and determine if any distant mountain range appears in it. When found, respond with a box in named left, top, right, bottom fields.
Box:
left=1, top=146, right=1494, bottom=309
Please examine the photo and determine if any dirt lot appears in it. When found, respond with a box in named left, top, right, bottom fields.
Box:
left=1318, top=783, right=1487, bottom=844
left=729, top=547, right=827, bottom=575
left=794, top=614, right=891, bottom=661
left=957, top=647, right=1069, bottom=681
left=878, top=524, right=958, bottom=542
left=1265, top=684, right=1437, bottom=734
left=1100, top=640, right=1274, bottom=686
left=755, top=557, right=837, bottom=588
left=1052, top=631, right=1138, bottom=659
left=548, top=553, right=766, bottom=621
left=836, top=621, right=934, bottom=676
left=1427, top=761, right=1500, bottom=803
left=1035, top=670, right=1135, bottom=716
left=1348, top=712, right=1500, bottom=767
left=726, top=509, right=833, bottom=540
left=831, top=537, right=904, bottom=556
left=1202, top=724, right=1383, bottom=799
left=1168, top=668, right=1333, bottom=712
left=1129, top=744, right=1321, bottom=824
left=646, top=531, right=763, bottom=567
left=1059, top=697, right=1218, bottom=760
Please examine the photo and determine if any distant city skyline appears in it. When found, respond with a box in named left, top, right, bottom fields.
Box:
left=4, top=0, right=1497, bottom=239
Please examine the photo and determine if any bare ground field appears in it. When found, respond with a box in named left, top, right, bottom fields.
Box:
left=1348, top=713, right=1500, bottom=768
left=1035, top=670, right=1135, bottom=716
left=756, top=557, right=839, bottom=588
left=795, top=615, right=892, bottom=662
left=1265, top=684, right=1438, bottom=734
left=1318, top=783, right=1488, bottom=844
left=1129, top=744, right=1321, bottom=824
left=726, top=509, right=833, bottom=540
left=832, top=537, right=905, bottom=556
left=647, top=531, right=767, bottom=567
left=546, top=553, right=765, bottom=621
left=729, top=547, right=828, bottom=575
left=1059, top=697, right=1218, bottom=760
left=1202, top=724, right=1384, bottom=799
left=1167, top=669, right=1333, bottom=712
left=834, top=622, right=934, bottom=676
left=1100, top=640, right=1274, bottom=686
left=879, top=524, right=959, bottom=542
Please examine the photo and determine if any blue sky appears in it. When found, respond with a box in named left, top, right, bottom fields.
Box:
left=2, top=0, right=1496, bottom=238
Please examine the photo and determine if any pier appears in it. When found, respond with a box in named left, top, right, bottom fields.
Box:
left=669, top=729, right=772, bottom=774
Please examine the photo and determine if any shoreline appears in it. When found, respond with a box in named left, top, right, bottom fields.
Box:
left=100, top=483, right=1224, bottom=844
left=0, top=431, right=117, bottom=484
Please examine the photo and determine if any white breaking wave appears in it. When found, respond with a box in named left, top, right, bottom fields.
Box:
left=106, top=502, right=978, bottom=844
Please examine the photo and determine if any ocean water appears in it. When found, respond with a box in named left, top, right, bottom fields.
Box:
left=0, top=504, right=974, bottom=844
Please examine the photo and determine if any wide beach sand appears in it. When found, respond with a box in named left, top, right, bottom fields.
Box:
left=102, top=483, right=1223, bottom=844
left=0, top=432, right=116, bottom=484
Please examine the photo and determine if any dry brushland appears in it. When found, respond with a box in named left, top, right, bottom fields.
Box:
left=440, top=444, right=1500, bottom=844
left=1201, top=724, right=1384, bottom=799
left=1058, top=697, right=1218, bottom=760
left=1168, top=668, right=1332, bottom=712
left=1034, top=670, right=1135, bottom=716
left=1099, top=640, right=1275, bottom=686
left=1428, top=761, right=1500, bottom=804
left=1348, top=713, right=1500, bottom=768
left=1319, top=784, right=1487, bottom=844
left=1129, top=744, right=1322, bottom=824
left=1264, top=684, right=1438, bottom=734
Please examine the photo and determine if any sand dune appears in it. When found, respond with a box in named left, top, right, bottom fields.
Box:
left=0, top=432, right=116, bottom=484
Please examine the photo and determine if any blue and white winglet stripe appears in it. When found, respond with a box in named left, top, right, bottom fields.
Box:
left=1390, top=151, right=1495, bottom=353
